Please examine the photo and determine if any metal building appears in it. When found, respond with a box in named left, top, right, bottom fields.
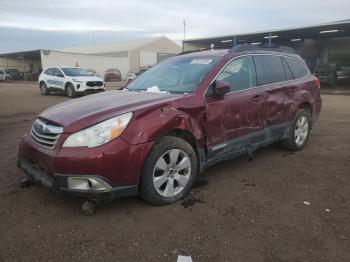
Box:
left=0, top=37, right=181, bottom=81
left=183, top=20, right=350, bottom=71
left=63, top=36, right=181, bottom=75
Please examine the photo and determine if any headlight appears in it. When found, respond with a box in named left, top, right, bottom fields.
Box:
left=62, top=112, right=133, bottom=148
left=73, top=78, right=84, bottom=83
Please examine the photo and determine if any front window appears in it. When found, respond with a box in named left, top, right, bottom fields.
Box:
left=62, top=68, right=91, bottom=77
left=217, top=56, right=256, bottom=91
left=127, top=56, right=219, bottom=94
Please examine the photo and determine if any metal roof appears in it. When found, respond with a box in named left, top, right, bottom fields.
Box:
left=61, top=36, right=172, bottom=54
left=183, top=19, right=350, bottom=44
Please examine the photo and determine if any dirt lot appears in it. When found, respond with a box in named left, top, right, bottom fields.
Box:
left=0, top=82, right=349, bottom=262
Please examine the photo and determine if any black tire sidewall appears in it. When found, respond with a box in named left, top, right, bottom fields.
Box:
left=139, top=136, right=198, bottom=205
left=40, top=82, right=48, bottom=95
left=66, top=84, right=76, bottom=98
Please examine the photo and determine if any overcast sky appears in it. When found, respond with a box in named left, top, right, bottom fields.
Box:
left=0, top=0, right=349, bottom=53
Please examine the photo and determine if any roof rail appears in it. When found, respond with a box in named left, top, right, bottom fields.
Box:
left=176, top=45, right=230, bottom=56
left=230, top=44, right=296, bottom=54
left=176, top=48, right=209, bottom=56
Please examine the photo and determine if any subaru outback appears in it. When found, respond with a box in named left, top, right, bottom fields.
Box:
left=18, top=46, right=321, bottom=212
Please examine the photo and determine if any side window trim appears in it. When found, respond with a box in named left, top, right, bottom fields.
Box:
left=204, top=53, right=310, bottom=97
left=206, top=55, right=258, bottom=96
left=284, top=55, right=310, bottom=80
left=282, top=57, right=294, bottom=80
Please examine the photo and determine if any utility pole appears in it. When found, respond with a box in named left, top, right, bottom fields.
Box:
left=182, top=20, right=186, bottom=52
left=183, top=20, right=186, bottom=40
left=21, top=53, right=27, bottom=81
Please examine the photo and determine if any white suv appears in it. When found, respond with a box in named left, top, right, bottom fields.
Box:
left=0, top=70, right=11, bottom=82
left=38, top=67, right=105, bottom=98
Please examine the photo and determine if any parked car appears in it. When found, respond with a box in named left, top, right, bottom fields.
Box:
left=38, top=67, right=105, bottom=98
left=0, top=70, right=11, bottom=81
left=6, top=69, right=24, bottom=80
left=18, top=47, right=321, bottom=214
left=314, top=62, right=350, bottom=86
left=126, top=67, right=149, bottom=83
left=104, top=68, right=121, bottom=82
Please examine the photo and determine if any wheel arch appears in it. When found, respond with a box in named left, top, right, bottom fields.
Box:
left=64, top=81, right=73, bottom=90
left=299, top=101, right=314, bottom=127
left=156, top=128, right=206, bottom=175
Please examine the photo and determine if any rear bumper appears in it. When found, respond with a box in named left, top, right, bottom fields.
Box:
left=17, top=155, right=138, bottom=201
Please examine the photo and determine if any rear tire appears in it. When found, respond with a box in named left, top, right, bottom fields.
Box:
left=281, top=109, right=311, bottom=151
left=66, top=83, right=76, bottom=98
left=40, top=82, right=49, bottom=95
left=139, top=136, right=198, bottom=205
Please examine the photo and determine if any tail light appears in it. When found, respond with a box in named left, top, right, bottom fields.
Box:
left=314, top=78, right=320, bottom=89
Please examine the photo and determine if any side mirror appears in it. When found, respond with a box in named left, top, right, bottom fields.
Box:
left=213, top=80, right=230, bottom=96
left=57, top=74, right=64, bottom=78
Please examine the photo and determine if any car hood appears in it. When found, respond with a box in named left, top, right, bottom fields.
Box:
left=39, top=90, right=182, bottom=133
left=69, top=75, right=103, bottom=82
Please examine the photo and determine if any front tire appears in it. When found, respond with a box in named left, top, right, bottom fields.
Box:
left=139, top=136, right=198, bottom=205
left=40, top=82, right=49, bottom=95
left=282, top=109, right=311, bottom=151
left=66, top=83, right=76, bottom=98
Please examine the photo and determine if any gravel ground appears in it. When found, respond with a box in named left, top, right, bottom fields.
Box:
left=0, top=82, right=349, bottom=262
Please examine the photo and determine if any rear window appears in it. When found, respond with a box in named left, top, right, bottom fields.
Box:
left=44, top=68, right=55, bottom=76
left=254, top=55, right=285, bottom=86
left=284, top=56, right=308, bottom=79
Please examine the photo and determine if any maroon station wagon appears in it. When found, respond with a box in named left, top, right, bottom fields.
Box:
left=18, top=46, right=321, bottom=213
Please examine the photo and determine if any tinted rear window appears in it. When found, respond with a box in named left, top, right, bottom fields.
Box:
left=254, top=55, right=285, bottom=85
left=44, top=68, right=54, bottom=75
left=284, top=56, right=308, bottom=79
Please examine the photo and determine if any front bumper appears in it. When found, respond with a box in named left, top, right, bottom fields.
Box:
left=17, top=154, right=138, bottom=200
left=18, top=133, right=154, bottom=200
left=74, top=82, right=105, bottom=93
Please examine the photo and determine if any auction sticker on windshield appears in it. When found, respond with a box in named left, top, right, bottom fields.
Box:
left=190, top=59, right=213, bottom=64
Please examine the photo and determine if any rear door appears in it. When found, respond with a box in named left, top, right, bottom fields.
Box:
left=205, top=55, right=267, bottom=159
left=53, top=68, right=65, bottom=90
left=44, top=68, right=58, bottom=88
left=254, top=55, right=289, bottom=128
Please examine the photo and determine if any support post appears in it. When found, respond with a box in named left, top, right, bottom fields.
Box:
left=21, top=53, right=27, bottom=81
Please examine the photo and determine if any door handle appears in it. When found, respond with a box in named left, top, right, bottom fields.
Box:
left=252, top=94, right=263, bottom=102
left=289, top=86, right=298, bottom=92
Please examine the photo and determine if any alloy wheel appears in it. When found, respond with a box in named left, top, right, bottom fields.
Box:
left=152, top=149, right=191, bottom=197
left=294, top=115, right=309, bottom=146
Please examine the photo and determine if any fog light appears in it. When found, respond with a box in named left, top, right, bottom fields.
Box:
left=67, top=177, right=112, bottom=191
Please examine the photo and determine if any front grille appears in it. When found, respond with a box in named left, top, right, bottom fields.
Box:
left=30, top=119, right=63, bottom=149
left=86, top=81, right=103, bottom=87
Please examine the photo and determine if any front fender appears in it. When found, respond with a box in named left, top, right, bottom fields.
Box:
left=121, top=105, right=205, bottom=147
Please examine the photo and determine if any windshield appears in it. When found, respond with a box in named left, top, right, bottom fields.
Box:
left=62, top=68, right=91, bottom=77
left=127, top=56, right=219, bottom=94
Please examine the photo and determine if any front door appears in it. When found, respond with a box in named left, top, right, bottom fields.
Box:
left=205, top=55, right=266, bottom=161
